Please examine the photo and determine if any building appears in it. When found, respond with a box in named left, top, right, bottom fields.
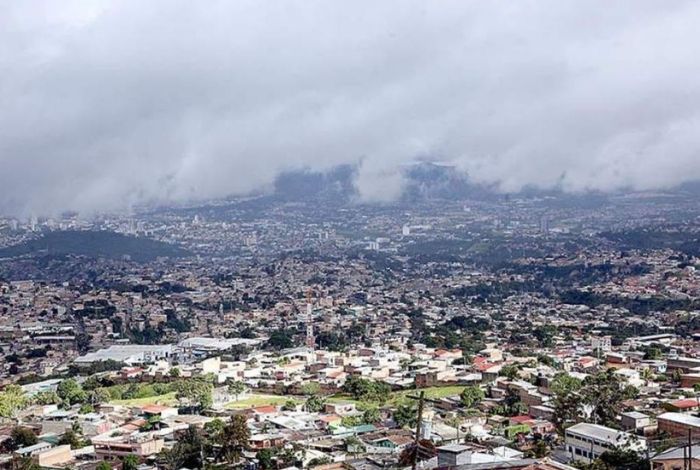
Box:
left=620, top=411, right=651, bottom=432
left=651, top=445, right=700, bottom=470
left=565, top=423, right=646, bottom=463
left=591, top=336, right=612, bottom=353
left=658, top=413, right=700, bottom=438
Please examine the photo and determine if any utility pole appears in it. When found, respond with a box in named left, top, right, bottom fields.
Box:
left=689, top=429, right=693, bottom=470
left=412, top=391, right=425, bottom=470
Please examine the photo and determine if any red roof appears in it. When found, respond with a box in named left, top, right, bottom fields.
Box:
left=670, top=399, right=700, bottom=409
left=141, top=404, right=171, bottom=413
left=510, top=415, right=533, bottom=424
left=252, top=405, right=278, bottom=414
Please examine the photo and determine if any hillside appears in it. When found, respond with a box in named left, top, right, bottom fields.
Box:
left=0, top=230, right=189, bottom=262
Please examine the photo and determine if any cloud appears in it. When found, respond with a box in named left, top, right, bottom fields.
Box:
left=2, top=0, right=700, bottom=215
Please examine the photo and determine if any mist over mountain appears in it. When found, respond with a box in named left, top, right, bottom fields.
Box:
left=3, top=2, right=700, bottom=216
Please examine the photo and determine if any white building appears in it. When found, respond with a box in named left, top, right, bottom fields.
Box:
left=565, top=423, right=646, bottom=463
left=591, top=336, right=612, bottom=353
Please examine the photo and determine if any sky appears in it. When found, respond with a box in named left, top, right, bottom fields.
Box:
left=2, top=1, right=700, bottom=216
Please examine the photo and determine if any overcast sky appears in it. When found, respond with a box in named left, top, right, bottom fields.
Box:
left=2, top=1, right=700, bottom=216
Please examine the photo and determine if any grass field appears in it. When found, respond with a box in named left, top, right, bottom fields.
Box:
left=110, top=392, right=178, bottom=407
left=225, top=394, right=299, bottom=409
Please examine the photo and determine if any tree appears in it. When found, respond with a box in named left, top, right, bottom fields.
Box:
left=79, top=404, right=95, bottom=414
left=204, top=418, right=226, bottom=446
left=305, top=395, right=326, bottom=413
left=10, top=457, right=41, bottom=470
left=362, top=407, right=381, bottom=424
left=32, top=391, right=61, bottom=406
left=122, top=455, right=139, bottom=470
left=228, top=381, right=245, bottom=400
left=163, top=426, right=204, bottom=469
left=500, top=364, right=520, bottom=380
left=500, top=388, right=527, bottom=417
left=282, top=399, right=298, bottom=411
left=58, top=430, right=82, bottom=449
left=598, top=446, right=649, bottom=470
left=256, top=448, right=275, bottom=470
left=89, top=388, right=112, bottom=405
left=75, top=333, right=91, bottom=353
left=550, top=373, right=582, bottom=396
left=57, top=379, right=87, bottom=406
left=174, top=379, right=213, bottom=410
left=393, top=403, right=418, bottom=428
left=169, top=367, right=181, bottom=378
left=308, top=456, right=333, bottom=467
left=343, top=376, right=391, bottom=403
left=301, top=382, right=321, bottom=396
left=581, top=369, right=636, bottom=427
left=222, top=415, right=250, bottom=464
left=10, top=427, right=37, bottom=450
left=460, top=386, right=485, bottom=409
left=267, top=329, right=295, bottom=350
left=95, top=462, right=112, bottom=470
left=0, top=385, right=29, bottom=418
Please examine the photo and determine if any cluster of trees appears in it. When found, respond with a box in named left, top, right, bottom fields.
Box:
left=343, top=376, right=392, bottom=403
left=551, top=370, right=638, bottom=432
left=459, top=386, right=485, bottom=409
left=266, top=328, right=297, bottom=350
left=160, top=417, right=250, bottom=468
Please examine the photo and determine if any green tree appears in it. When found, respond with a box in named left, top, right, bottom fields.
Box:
left=267, top=329, right=295, bottom=350
left=305, top=395, right=326, bottom=413
left=169, top=367, right=181, bottom=378
left=393, top=403, right=418, bottom=428
left=10, top=427, right=37, bottom=450
left=89, top=388, right=112, bottom=406
left=57, top=379, right=87, bottom=405
left=227, top=381, right=246, bottom=400
left=460, top=386, right=485, bottom=408
left=499, top=364, right=520, bottom=380
left=256, top=448, right=275, bottom=470
left=204, top=418, right=226, bottom=446
left=122, top=455, right=139, bottom=470
left=301, top=382, right=321, bottom=396
left=582, top=369, right=636, bottom=427
left=32, top=391, right=61, bottom=406
left=282, top=399, right=298, bottom=411
left=174, top=379, right=213, bottom=410
left=362, top=407, right=381, bottom=424
left=0, top=385, right=28, bottom=418
left=58, top=430, right=82, bottom=449
left=343, top=376, right=391, bottom=403
left=95, top=462, right=112, bottom=470
left=222, top=415, right=250, bottom=464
